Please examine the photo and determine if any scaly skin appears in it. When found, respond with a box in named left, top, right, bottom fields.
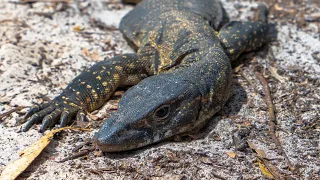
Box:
left=23, top=0, right=272, bottom=152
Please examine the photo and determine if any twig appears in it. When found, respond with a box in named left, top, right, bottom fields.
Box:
left=72, top=139, right=92, bottom=152
left=33, top=12, right=54, bottom=19
left=87, top=169, right=107, bottom=180
left=0, top=19, right=29, bottom=28
left=211, top=172, right=227, bottom=180
left=78, top=31, right=107, bottom=35
left=254, top=71, right=295, bottom=171
left=58, top=146, right=96, bottom=162
left=102, top=0, right=122, bottom=5
left=103, top=0, right=142, bottom=4
left=0, top=106, right=25, bottom=121
left=8, top=0, right=71, bottom=4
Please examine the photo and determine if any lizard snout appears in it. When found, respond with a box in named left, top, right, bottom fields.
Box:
left=93, top=116, right=152, bottom=152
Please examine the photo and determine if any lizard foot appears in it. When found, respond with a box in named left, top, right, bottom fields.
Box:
left=23, top=96, right=87, bottom=132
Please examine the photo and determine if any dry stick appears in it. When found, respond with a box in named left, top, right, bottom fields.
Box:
left=254, top=71, right=295, bottom=171
left=8, top=0, right=71, bottom=3
left=0, top=106, right=25, bottom=121
left=211, top=172, right=227, bottom=180
left=58, top=146, right=96, bottom=163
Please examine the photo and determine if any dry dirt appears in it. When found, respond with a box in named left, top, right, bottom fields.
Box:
left=0, top=0, right=319, bottom=179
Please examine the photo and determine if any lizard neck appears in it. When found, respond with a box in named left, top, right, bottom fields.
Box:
left=171, top=47, right=232, bottom=122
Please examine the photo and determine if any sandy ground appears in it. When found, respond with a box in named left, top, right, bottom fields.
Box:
left=0, top=0, right=319, bottom=179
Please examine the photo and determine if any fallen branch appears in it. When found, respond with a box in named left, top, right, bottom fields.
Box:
left=0, top=127, right=77, bottom=180
left=254, top=71, right=295, bottom=171
left=0, top=106, right=25, bottom=121
left=8, top=0, right=71, bottom=4
left=58, top=146, right=95, bottom=163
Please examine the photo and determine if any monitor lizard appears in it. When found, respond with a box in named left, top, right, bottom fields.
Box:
left=23, top=0, right=273, bottom=152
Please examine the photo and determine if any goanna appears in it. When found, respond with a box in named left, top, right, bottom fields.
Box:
left=23, top=0, right=272, bottom=152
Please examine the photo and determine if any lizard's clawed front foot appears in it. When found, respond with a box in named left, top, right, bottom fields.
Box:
left=23, top=95, right=87, bottom=132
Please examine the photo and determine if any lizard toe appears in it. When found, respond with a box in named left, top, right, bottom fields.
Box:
left=24, top=103, right=50, bottom=120
left=59, top=109, right=78, bottom=127
left=23, top=106, right=55, bottom=132
left=40, top=109, right=62, bottom=133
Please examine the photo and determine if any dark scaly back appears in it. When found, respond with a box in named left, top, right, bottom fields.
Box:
left=120, top=0, right=229, bottom=48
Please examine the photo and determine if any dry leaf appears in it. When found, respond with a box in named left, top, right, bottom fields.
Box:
left=261, top=159, right=285, bottom=180
left=0, top=127, right=88, bottom=180
left=258, top=160, right=275, bottom=179
left=200, top=157, right=213, bottom=165
left=225, top=151, right=236, bottom=159
left=80, top=48, right=101, bottom=61
left=81, top=47, right=88, bottom=56
left=167, top=150, right=176, bottom=160
left=273, top=4, right=283, bottom=11
left=247, top=141, right=267, bottom=158
left=87, top=52, right=101, bottom=61
left=73, top=25, right=83, bottom=32
left=234, top=64, right=243, bottom=73
left=269, top=67, right=286, bottom=83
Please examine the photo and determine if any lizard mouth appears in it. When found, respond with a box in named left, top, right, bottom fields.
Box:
left=95, top=141, right=139, bottom=152
left=94, top=130, right=152, bottom=152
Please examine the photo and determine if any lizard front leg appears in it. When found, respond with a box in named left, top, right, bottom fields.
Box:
left=218, top=4, right=275, bottom=61
left=23, top=54, right=151, bottom=132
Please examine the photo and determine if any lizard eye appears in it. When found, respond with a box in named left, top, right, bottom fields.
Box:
left=153, top=105, right=170, bottom=120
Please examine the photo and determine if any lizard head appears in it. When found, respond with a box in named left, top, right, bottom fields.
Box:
left=94, top=73, right=202, bottom=152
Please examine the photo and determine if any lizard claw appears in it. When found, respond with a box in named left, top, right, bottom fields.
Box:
left=59, top=109, right=81, bottom=127
left=76, top=110, right=87, bottom=122
left=60, top=111, right=72, bottom=127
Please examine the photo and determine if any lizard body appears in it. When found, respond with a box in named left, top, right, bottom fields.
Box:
left=23, top=0, right=271, bottom=152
